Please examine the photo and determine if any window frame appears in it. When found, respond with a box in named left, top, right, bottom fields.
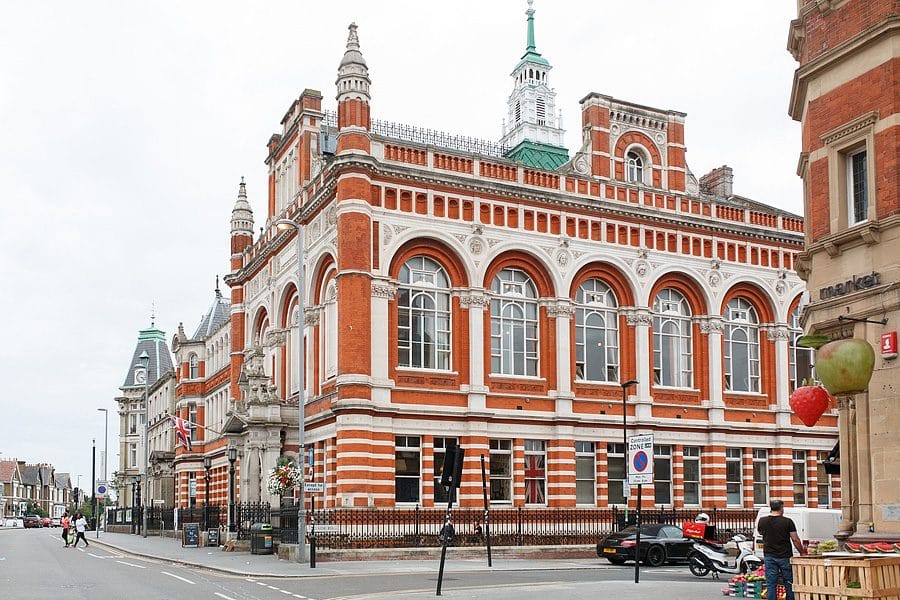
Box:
left=607, top=443, right=627, bottom=506
left=433, top=436, right=458, bottom=505
left=188, top=354, right=199, bottom=379
left=574, top=279, right=619, bottom=382
left=575, top=441, right=596, bottom=506
left=682, top=446, right=702, bottom=507
left=625, top=149, right=645, bottom=184
left=789, top=306, right=814, bottom=391
left=752, top=448, right=769, bottom=506
left=816, top=450, right=831, bottom=507
left=726, top=448, right=743, bottom=507
left=397, top=256, right=452, bottom=371
left=822, top=112, right=877, bottom=233
left=490, top=268, right=540, bottom=377
left=793, top=450, right=807, bottom=507
left=724, top=297, right=760, bottom=393
left=524, top=440, right=547, bottom=506
left=489, top=439, right=513, bottom=504
left=652, top=288, right=693, bottom=388
left=653, top=445, right=672, bottom=506
left=846, top=147, right=868, bottom=226
left=395, top=435, right=422, bottom=504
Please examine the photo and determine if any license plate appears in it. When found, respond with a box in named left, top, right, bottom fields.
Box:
left=603, top=548, right=617, bottom=554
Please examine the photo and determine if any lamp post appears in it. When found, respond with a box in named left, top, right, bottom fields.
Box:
left=132, top=475, right=141, bottom=535
left=97, top=408, right=108, bottom=538
left=275, top=217, right=307, bottom=564
left=620, top=379, right=639, bottom=520
left=227, top=445, right=237, bottom=533
left=203, top=456, right=212, bottom=531
left=228, top=445, right=237, bottom=531
left=139, top=350, right=150, bottom=538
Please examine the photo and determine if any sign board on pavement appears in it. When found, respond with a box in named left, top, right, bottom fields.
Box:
left=304, top=482, right=324, bottom=493
left=182, top=522, right=200, bottom=548
left=628, top=433, right=654, bottom=485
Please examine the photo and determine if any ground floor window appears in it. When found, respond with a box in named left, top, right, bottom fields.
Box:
left=793, top=450, right=807, bottom=506
left=433, top=437, right=458, bottom=504
left=683, top=446, right=701, bottom=506
left=395, top=436, right=421, bottom=504
left=654, top=445, right=672, bottom=505
left=726, top=448, right=742, bottom=506
left=524, top=440, right=546, bottom=505
left=607, top=443, right=626, bottom=505
left=575, top=442, right=596, bottom=505
left=752, top=449, right=768, bottom=506
left=817, top=451, right=831, bottom=507
left=490, top=439, right=512, bottom=503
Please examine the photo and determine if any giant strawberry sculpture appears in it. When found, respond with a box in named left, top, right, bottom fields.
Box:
left=789, top=385, right=834, bottom=427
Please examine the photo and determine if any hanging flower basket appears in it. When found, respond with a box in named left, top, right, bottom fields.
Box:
left=266, top=461, right=302, bottom=497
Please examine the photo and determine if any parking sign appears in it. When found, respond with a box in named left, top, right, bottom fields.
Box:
left=627, top=434, right=654, bottom=485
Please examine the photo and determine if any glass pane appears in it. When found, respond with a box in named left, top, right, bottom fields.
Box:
left=490, top=455, right=510, bottom=477
left=395, top=477, right=419, bottom=503
left=576, top=480, right=594, bottom=505
left=684, top=482, right=699, bottom=505
left=575, top=456, right=594, bottom=479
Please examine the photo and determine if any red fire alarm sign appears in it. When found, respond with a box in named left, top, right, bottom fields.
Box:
left=881, top=331, right=898, bottom=359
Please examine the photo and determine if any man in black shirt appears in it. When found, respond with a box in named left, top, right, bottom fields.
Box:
left=757, top=499, right=806, bottom=600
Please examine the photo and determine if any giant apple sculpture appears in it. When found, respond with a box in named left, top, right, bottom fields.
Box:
left=815, top=338, right=876, bottom=395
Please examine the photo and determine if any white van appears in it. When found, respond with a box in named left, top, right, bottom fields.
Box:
left=753, top=507, right=842, bottom=557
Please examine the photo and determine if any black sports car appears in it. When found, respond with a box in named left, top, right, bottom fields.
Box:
left=596, top=523, right=695, bottom=566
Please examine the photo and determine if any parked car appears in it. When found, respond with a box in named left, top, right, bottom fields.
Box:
left=23, top=515, right=43, bottom=528
left=41, top=517, right=51, bottom=528
left=597, top=523, right=695, bottom=566
left=50, top=517, right=61, bottom=527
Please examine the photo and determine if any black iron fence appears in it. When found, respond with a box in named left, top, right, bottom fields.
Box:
left=106, top=505, right=757, bottom=549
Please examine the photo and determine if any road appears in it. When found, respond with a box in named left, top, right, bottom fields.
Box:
left=0, top=529, right=724, bottom=599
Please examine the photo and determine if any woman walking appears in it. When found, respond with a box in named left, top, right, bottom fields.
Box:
left=61, top=512, right=71, bottom=547
left=71, top=512, right=89, bottom=548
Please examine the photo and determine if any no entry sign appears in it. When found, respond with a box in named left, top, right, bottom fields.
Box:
left=628, top=434, right=654, bottom=485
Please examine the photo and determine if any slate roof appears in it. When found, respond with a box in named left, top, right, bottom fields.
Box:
left=121, top=325, right=175, bottom=388
left=192, top=286, right=231, bottom=341
left=22, top=464, right=40, bottom=486
left=55, top=472, right=71, bottom=489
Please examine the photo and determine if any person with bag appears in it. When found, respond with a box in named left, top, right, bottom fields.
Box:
left=61, top=512, right=71, bottom=547
left=71, top=512, right=89, bottom=548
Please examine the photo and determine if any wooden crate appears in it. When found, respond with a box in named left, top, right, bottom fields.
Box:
left=792, top=555, right=900, bottom=599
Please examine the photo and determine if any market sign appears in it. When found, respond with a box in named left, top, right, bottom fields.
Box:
left=818, top=271, right=880, bottom=300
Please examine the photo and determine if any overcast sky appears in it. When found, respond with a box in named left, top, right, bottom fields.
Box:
left=0, top=1, right=801, bottom=493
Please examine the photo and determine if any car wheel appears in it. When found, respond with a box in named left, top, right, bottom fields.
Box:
left=606, top=557, right=627, bottom=565
left=688, top=551, right=711, bottom=577
left=643, top=544, right=666, bottom=567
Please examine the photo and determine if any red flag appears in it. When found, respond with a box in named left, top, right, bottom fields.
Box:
left=171, top=416, right=193, bottom=451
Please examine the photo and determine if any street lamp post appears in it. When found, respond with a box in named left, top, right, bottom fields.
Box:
left=139, top=350, right=150, bottom=538
left=97, top=408, right=108, bottom=538
left=620, top=379, right=639, bottom=523
left=203, top=456, right=212, bottom=531
left=275, top=217, right=307, bottom=564
left=227, top=446, right=237, bottom=533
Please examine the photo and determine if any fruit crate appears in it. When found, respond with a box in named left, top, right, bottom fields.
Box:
left=792, top=555, right=900, bottom=599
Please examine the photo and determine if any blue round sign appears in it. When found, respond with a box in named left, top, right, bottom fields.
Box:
left=633, top=450, right=649, bottom=472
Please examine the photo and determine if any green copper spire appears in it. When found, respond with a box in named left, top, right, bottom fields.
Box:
left=518, top=0, right=549, bottom=67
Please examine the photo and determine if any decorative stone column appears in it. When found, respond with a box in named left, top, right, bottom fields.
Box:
left=835, top=394, right=857, bottom=539
left=625, top=308, right=652, bottom=420
left=546, top=301, right=575, bottom=416
left=304, top=308, right=319, bottom=399
left=700, top=316, right=725, bottom=424
left=766, top=325, right=792, bottom=428
left=460, top=291, right=489, bottom=411
left=370, top=279, right=396, bottom=405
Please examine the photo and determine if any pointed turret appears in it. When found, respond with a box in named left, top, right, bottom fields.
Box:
left=230, top=177, right=254, bottom=256
left=192, top=277, right=231, bottom=341
left=500, top=0, right=568, bottom=170
left=121, top=320, right=174, bottom=388
left=335, top=23, right=372, bottom=154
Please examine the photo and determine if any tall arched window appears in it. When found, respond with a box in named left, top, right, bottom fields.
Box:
left=789, top=306, right=813, bottom=390
left=626, top=150, right=644, bottom=183
left=575, top=278, right=619, bottom=382
left=397, top=256, right=451, bottom=370
left=188, top=354, right=199, bottom=379
left=490, top=267, right=539, bottom=376
left=287, top=303, right=300, bottom=394
left=323, top=280, right=337, bottom=380
left=724, top=297, right=760, bottom=392
left=652, top=289, right=693, bottom=387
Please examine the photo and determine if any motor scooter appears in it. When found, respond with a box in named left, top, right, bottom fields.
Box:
left=688, top=534, right=763, bottom=579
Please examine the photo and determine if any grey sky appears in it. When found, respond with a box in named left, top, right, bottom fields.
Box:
left=0, top=1, right=800, bottom=490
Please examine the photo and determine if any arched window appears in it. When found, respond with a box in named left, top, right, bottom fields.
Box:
left=188, top=354, right=199, bottom=379
left=490, top=267, right=539, bottom=376
left=626, top=150, right=644, bottom=183
left=652, top=289, right=693, bottom=387
left=789, top=306, right=813, bottom=390
left=724, top=297, right=760, bottom=392
left=575, top=278, right=619, bottom=382
left=536, top=97, right=546, bottom=126
left=287, top=303, right=301, bottom=394
left=323, top=280, right=337, bottom=380
left=397, top=256, right=451, bottom=370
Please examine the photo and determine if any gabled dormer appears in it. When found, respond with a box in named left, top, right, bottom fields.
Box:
left=500, top=0, right=568, bottom=170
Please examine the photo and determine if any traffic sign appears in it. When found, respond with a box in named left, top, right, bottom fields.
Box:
left=96, top=482, right=109, bottom=497
left=628, top=434, right=654, bottom=485
left=304, top=482, right=324, bottom=493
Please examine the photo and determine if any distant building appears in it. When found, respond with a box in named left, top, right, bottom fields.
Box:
left=789, top=0, right=899, bottom=537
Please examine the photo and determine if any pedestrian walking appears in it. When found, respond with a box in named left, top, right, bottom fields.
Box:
left=71, top=512, right=89, bottom=548
left=61, top=512, right=71, bottom=547
left=758, top=499, right=806, bottom=600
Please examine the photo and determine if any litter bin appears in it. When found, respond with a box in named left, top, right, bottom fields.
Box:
left=250, top=523, right=274, bottom=555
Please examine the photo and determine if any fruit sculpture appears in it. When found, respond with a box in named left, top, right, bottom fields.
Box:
left=789, top=385, right=834, bottom=427
left=814, top=338, right=876, bottom=395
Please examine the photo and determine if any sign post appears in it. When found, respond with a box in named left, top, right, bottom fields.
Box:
left=628, top=434, right=654, bottom=584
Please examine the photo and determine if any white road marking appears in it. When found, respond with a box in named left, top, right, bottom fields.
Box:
left=256, top=581, right=268, bottom=586
left=268, top=585, right=280, bottom=590
left=116, top=560, right=147, bottom=569
left=293, top=595, right=307, bottom=599
left=215, top=594, right=238, bottom=600
left=88, top=553, right=106, bottom=559
left=281, top=590, right=292, bottom=595
left=161, top=571, right=196, bottom=585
